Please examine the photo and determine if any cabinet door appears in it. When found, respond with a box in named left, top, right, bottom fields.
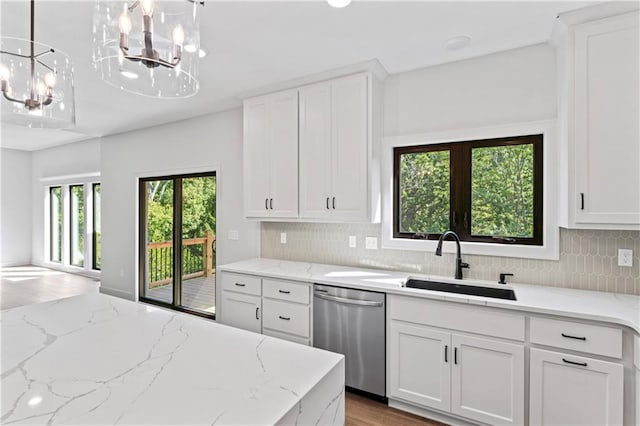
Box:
left=388, top=321, right=451, bottom=412
left=451, top=334, right=524, bottom=426
left=243, top=98, right=271, bottom=218
left=299, top=83, right=332, bottom=219
left=220, top=291, right=261, bottom=334
left=268, top=90, right=299, bottom=218
left=331, top=74, right=369, bottom=221
left=574, top=12, right=640, bottom=225
left=530, top=348, right=623, bottom=426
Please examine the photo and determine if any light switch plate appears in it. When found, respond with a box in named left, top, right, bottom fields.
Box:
left=228, top=230, right=239, bottom=241
left=365, top=237, right=378, bottom=250
left=280, top=232, right=287, bottom=244
left=348, top=236, right=357, bottom=248
left=618, top=249, right=633, bottom=267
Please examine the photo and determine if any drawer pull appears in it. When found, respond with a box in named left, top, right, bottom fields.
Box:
left=454, top=347, right=458, bottom=365
left=444, top=345, right=448, bottom=363
left=235, top=283, right=246, bottom=287
left=278, top=290, right=291, bottom=294
left=562, top=358, right=587, bottom=367
left=256, top=307, right=259, bottom=320
left=278, top=315, right=291, bottom=321
left=561, top=333, right=586, bottom=341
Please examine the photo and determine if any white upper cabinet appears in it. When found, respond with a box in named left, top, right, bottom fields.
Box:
left=300, top=73, right=371, bottom=221
left=243, top=89, right=299, bottom=219
left=559, top=10, right=640, bottom=229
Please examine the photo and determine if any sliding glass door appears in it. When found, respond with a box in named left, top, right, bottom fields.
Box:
left=139, top=173, right=216, bottom=317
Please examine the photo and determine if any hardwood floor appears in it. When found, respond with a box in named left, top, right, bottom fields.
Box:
left=1, top=266, right=99, bottom=310
left=346, top=392, right=446, bottom=426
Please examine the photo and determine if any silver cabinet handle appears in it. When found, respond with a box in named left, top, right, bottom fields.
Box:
left=314, top=292, right=383, bottom=307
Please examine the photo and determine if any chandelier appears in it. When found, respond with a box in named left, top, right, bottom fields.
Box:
left=93, top=0, right=204, bottom=98
left=0, top=0, right=75, bottom=128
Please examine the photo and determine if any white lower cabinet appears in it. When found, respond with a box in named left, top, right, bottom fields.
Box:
left=220, top=291, right=261, bottom=334
left=530, top=348, right=624, bottom=426
left=450, top=334, right=524, bottom=425
left=388, top=321, right=451, bottom=412
left=219, top=272, right=311, bottom=345
left=388, top=320, right=524, bottom=425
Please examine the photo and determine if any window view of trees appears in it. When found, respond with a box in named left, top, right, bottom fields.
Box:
left=472, top=144, right=534, bottom=237
left=399, top=150, right=450, bottom=234
left=93, top=183, right=101, bottom=270
left=70, top=185, right=85, bottom=267
left=395, top=135, right=542, bottom=245
left=50, top=187, right=62, bottom=263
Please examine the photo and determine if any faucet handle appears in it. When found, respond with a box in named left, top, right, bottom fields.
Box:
left=499, top=273, right=514, bottom=284
left=460, top=262, right=470, bottom=269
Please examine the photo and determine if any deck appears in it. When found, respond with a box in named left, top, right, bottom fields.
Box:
left=147, top=274, right=216, bottom=314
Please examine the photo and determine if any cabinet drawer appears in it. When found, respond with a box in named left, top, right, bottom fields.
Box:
left=221, top=272, right=261, bottom=296
left=263, top=279, right=310, bottom=304
left=530, top=317, right=622, bottom=359
left=262, top=299, right=310, bottom=338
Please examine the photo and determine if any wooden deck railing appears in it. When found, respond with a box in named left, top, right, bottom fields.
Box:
left=147, top=230, right=215, bottom=288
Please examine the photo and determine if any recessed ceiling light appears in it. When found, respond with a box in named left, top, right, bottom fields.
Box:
left=120, top=70, right=139, bottom=80
left=198, top=49, right=207, bottom=58
left=328, top=0, right=352, bottom=8
left=444, top=35, right=471, bottom=51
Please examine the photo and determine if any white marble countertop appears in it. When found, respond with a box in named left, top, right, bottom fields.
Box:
left=218, top=258, right=640, bottom=334
left=1, top=293, right=344, bottom=425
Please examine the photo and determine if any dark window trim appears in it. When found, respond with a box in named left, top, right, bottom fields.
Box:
left=69, top=184, right=85, bottom=267
left=92, top=183, right=101, bottom=271
left=49, top=186, right=62, bottom=263
left=393, top=134, right=543, bottom=246
left=138, top=171, right=217, bottom=320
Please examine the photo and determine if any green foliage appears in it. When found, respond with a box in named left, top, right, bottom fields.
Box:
left=399, top=150, right=450, bottom=233
left=472, top=145, right=534, bottom=237
left=70, top=185, right=85, bottom=266
left=399, top=144, right=535, bottom=238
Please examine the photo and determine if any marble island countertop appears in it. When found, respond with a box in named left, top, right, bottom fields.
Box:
left=1, top=293, right=345, bottom=425
left=218, top=258, right=640, bottom=334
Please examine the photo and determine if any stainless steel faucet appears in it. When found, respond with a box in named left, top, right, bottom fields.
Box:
left=435, top=230, right=469, bottom=280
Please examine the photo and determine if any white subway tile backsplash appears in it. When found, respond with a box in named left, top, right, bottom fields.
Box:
left=261, top=223, right=640, bottom=295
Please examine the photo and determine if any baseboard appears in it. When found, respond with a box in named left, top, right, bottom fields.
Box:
left=388, top=398, right=485, bottom=426
left=99, top=286, right=135, bottom=301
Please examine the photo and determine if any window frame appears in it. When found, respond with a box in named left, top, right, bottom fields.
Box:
left=69, top=184, right=85, bottom=268
left=393, top=134, right=543, bottom=245
left=49, top=186, right=63, bottom=263
left=92, top=183, right=101, bottom=271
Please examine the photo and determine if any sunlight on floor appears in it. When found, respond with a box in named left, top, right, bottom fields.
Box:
left=2, top=266, right=66, bottom=282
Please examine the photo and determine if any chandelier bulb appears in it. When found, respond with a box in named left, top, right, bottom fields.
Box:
left=0, top=64, right=9, bottom=81
left=172, top=25, right=185, bottom=46
left=44, top=72, right=56, bottom=88
left=140, top=0, right=154, bottom=16
left=36, top=80, right=47, bottom=96
left=118, top=12, right=132, bottom=34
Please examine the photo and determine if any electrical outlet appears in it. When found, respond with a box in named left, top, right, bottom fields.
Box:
left=228, top=230, right=239, bottom=241
left=365, top=237, right=378, bottom=250
left=348, top=236, right=357, bottom=248
left=618, top=249, right=633, bottom=267
left=280, top=232, right=287, bottom=244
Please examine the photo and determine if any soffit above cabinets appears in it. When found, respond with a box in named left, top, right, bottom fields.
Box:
left=0, top=1, right=595, bottom=151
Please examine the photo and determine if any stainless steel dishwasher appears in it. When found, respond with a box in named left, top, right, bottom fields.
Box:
left=313, top=284, right=386, bottom=399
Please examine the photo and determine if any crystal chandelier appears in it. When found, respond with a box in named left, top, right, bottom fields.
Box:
left=93, top=0, right=204, bottom=98
left=0, top=0, right=75, bottom=128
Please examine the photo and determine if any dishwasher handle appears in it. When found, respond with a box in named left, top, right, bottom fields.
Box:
left=314, top=292, right=383, bottom=307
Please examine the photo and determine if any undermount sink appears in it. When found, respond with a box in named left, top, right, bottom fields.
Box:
left=404, top=279, right=517, bottom=301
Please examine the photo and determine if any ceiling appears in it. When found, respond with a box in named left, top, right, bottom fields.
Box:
left=0, top=0, right=595, bottom=151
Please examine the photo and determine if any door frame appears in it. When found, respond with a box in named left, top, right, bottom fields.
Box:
left=137, top=168, right=218, bottom=320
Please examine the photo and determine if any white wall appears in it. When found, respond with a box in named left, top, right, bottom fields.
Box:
left=30, top=139, right=101, bottom=270
left=100, top=107, right=260, bottom=300
left=1, top=148, right=32, bottom=266
left=384, top=43, right=557, bottom=137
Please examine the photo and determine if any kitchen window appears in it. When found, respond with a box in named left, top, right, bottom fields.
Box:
left=393, top=134, right=543, bottom=245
